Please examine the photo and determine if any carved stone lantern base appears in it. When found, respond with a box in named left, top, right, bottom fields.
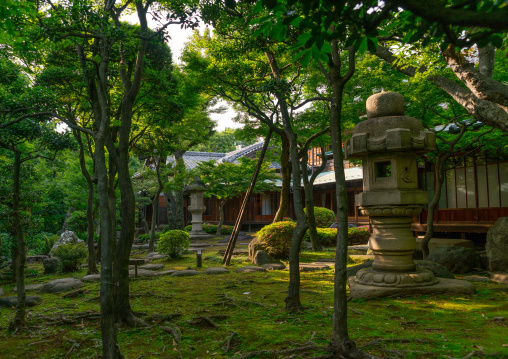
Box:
left=348, top=277, right=476, bottom=300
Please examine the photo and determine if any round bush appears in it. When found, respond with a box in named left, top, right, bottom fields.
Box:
left=348, top=226, right=370, bottom=244
left=305, top=207, right=336, bottom=228
left=51, top=243, right=87, bottom=272
left=304, top=228, right=338, bottom=246
left=184, top=225, right=192, bottom=232
left=158, top=230, right=190, bottom=259
left=257, top=221, right=296, bottom=259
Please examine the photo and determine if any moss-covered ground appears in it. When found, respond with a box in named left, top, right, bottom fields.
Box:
left=0, top=238, right=506, bottom=359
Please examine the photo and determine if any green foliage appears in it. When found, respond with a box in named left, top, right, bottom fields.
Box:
left=191, top=128, right=254, bottom=153
left=137, top=233, right=161, bottom=243
left=183, top=223, right=233, bottom=235
left=158, top=230, right=190, bottom=259
left=257, top=221, right=296, bottom=259
left=306, top=207, right=336, bottom=228
left=50, top=242, right=87, bottom=272
left=304, top=226, right=370, bottom=246
left=26, top=232, right=58, bottom=256
left=66, top=211, right=88, bottom=234
left=0, top=233, right=14, bottom=262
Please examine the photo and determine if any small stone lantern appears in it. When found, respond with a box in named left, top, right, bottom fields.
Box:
left=186, top=178, right=212, bottom=241
left=344, top=91, right=474, bottom=299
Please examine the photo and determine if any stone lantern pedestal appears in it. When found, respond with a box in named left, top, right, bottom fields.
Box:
left=344, top=91, right=475, bottom=299
left=186, top=179, right=212, bottom=241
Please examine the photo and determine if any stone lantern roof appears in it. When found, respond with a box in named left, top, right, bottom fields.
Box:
left=345, top=91, right=436, bottom=158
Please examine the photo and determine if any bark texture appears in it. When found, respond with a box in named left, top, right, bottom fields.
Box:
left=273, top=134, right=291, bottom=222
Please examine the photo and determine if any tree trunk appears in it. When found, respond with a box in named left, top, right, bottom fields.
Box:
left=301, top=147, right=328, bottom=252
left=273, top=134, right=291, bottom=222
left=74, top=129, right=98, bottom=274
left=164, top=190, right=177, bottom=230
left=222, top=129, right=273, bottom=266
left=173, top=189, right=185, bottom=230
left=216, top=200, right=226, bottom=236
left=149, top=157, right=164, bottom=253
left=264, top=51, right=307, bottom=313
left=95, top=135, right=122, bottom=358
left=11, top=151, right=26, bottom=329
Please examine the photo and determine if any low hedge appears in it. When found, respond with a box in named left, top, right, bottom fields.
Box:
left=304, top=226, right=370, bottom=246
left=184, top=223, right=233, bottom=235
left=305, top=207, right=336, bottom=228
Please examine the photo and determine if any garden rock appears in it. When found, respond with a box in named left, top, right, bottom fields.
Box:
left=491, top=273, right=508, bottom=284
left=0, top=296, right=42, bottom=307
left=463, top=275, right=492, bottom=283
left=43, top=257, right=62, bottom=274
left=415, top=260, right=455, bottom=279
left=427, top=246, right=482, bottom=274
left=171, top=270, right=199, bottom=277
left=41, top=278, right=82, bottom=293
left=51, top=230, right=84, bottom=251
left=236, top=266, right=266, bottom=273
left=348, top=245, right=369, bottom=253
left=0, top=287, right=4, bottom=296
left=262, top=263, right=286, bottom=271
left=248, top=238, right=262, bottom=261
left=486, top=217, right=508, bottom=272
left=204, top=267, right=228, bottom=275
left=252, top=250, right=281, bottom=266
left=220, top=234, right=253, bottom=243
left=140, top=264, right=164, bottom=271
left=82, top=274, right=101, bottom=282
left=146, top=252, right=166, bottom=261
left=128, top=269, right=157, bottom=278
left=299, top=263, right=330, bottom=272
left=26, top=255, right=49, bottom=264
left=13, top=284, right=43, bottom=292
left=157, top=270, right=178, bottom=276
left=132, top=244, right=150, bottom=250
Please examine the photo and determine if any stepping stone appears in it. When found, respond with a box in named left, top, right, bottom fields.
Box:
left=204, top=267, right=228, bottom=275
left=348, top=245, right=369, bottom=252
left=189, top=247, right=208, bottom=252
left=0, top=296, right=42, bottom=307
left=262, top=263, right=286, bottom=271
left=491, top=273, right=508, bottom=284
left=236, top=266, right=266, bottom=273
left=13, top=284, right=43, bottom=292
left=128, top=269, right=157, bottom=278
left=140, top=264, right=164, bottom=271
left=146, top=252, right=166, bottom=260
left=157, top=270, right=178, bottom=276
left=171, top=270, right=199, bottom=277
left=189, top=242, right=211, bottom=247
left=217, top=249, right=248, bottom=256
left=299, top=263, right=330, bottom=272
left=132, top=244, right=150, bottom=250
left=315, top=258, right=336, bottom=264
left=41, top=278, right=82, bottom=293
left=220, top=234, right=254, bottom=243
left=463, top=275, right=492, bottom=283
left=82, top=274, right=101, bottom=282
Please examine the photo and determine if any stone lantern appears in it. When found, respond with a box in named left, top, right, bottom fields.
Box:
left=344, top=91, right=474, bottom=299
left=186, top=178, right=212, bottom=241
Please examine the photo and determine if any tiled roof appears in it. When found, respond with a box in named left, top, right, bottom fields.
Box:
left=168, top=142, right=281, bottom=170
left=313, top=167, right=363, bottom=185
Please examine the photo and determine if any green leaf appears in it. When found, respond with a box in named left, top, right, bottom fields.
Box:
left=252, top=0, right=263, bottom=14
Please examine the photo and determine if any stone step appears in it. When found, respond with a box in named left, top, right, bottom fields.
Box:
left=415, top=237, right=474, bottom=253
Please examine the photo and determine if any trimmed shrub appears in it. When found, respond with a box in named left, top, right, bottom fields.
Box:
left=184, top=225, right=192, bottom=232
left=137, top=233, right=160, bottom=243
left=348, top=226, right=370, bottom=244
left=43, top=257, right=61, bottom=274
left=304, top=226, right=370, bottom=246
left=257, top=221, right=296, bottom=259
left=158, top=230, right=190, bottom=259
left=305, top=207, right=336, bottom=228
left=51, top=243, right=87, bottom=272
left=66, top=211, right=88, bottom=234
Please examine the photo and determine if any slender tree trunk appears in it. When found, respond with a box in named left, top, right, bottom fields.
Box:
left=273, top=134, right=291, bottom=222
left=422, top=155, right=447, bottom=259
left=173, top=151, right=186, bottom=230
left=164, top=191, right=176, bottom=230
left=149, top=158, right=164, bottom=252
left=95, top=135, right=122, bottom=358
left=11, top=151, right=26, bottom=329
left=216, top=200, right=226, bottom=236
left=324, top=43, right=366, bottom=358
left=264, top=51, right=307, bottom=312
left=302, top=147, right=328, bottom=252
left=223, top=129, right=273, bottom=265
